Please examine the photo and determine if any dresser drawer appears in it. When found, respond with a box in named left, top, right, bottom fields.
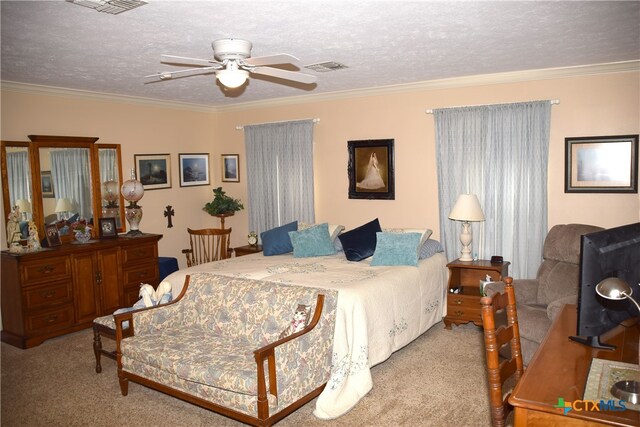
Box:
left=25, top=305, right=74, bottom=334
left=122, top=244, right=158, bottom=266
left=23, top=281, right=72, bottom=310
left=447, top=294, right=482, bottom=321
left=21, top=257, right=71, bottom=285
left=123, top=264, right=158, bottom=286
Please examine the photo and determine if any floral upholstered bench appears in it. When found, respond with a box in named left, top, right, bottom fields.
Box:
left=114, top=273, right=338, bottom=427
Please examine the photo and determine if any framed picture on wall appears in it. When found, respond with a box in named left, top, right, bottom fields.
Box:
left=134, top=154, right=171, bottom=190
left=347, top=139, right=395, bottom=200
left=221, top=154, right=240, bottom=182
left=41, top=171, right=54, bottom=198
left=178, top=153, right=210, bottom=187
left=565, top=135, right=638, bottom=193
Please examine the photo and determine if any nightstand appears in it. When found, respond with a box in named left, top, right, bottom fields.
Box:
left=443, top=259, right=510, bottom=329
left=233, top=244, right=263, bottom=257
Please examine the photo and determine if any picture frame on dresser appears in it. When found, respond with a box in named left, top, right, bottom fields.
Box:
left=135, top=154, right=171, bottom=190
left=45, top=224, right=61, bottom=247
left=565, top=134, right=638, bottom=193
left=347, top=139, right=395, bottom=200
left=98, top=217, right=117, bottom=239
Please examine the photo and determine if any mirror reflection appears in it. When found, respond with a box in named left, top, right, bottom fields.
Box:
left=5, top=145, right=33, bottom=239
left=39, top=147, right=94, bottom=235
left=99, top=147, right=122, bottom=229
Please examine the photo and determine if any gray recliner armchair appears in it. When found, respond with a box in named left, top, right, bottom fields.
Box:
left=484, top=223, right=603, bottom=365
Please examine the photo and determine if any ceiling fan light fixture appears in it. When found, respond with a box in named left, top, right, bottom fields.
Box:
left=217, top=69, right=249, bottom=88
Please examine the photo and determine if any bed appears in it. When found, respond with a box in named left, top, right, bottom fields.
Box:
left=163, top=247, right=448, bottom=419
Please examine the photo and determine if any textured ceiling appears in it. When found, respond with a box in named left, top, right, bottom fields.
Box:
left=1, top=1, right=639, bottom=108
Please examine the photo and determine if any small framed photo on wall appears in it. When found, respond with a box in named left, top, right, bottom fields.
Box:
left=221, top=154, right=240, bottom=182
left=99, top=217, right=118, bottom=239
left=135, top=154, right=172, bottom=190
left=179, top=153, right=210, bottom=187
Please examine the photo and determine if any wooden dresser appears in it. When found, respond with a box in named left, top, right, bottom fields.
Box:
left=1, top=233, right=162, bottom=349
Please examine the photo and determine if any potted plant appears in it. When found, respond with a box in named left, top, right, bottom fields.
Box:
left=203, top=187, right=244, bottom=228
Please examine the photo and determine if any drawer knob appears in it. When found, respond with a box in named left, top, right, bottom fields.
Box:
left=44, top=315, right=58, bottom=323
left=38, top=265, right=55, bottom=274
left=455, top=299, right=463, bottom=305
left=40, top=290, right=56, bottom=299
left=454, top=310, right=464, bottom=316
left=137, top=272, right=148, bottom=278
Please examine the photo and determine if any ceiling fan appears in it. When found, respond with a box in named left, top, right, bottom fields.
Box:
left=144, top=38, right=317, bottom=89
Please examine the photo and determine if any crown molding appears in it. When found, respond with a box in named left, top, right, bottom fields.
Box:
left=2, top=60, right=637, bottom=114
left=0, top=81, right=217, bottom=113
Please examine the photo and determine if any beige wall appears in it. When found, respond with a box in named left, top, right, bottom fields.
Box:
left=2, top=70, right=639, bottom=266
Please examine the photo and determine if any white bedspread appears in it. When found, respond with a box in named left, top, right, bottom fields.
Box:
left=163, top=251, right=449, bottom=419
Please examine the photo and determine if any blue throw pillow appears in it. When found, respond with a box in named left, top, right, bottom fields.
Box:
left=371, top=232, right=422, bottom=267
left=288, top=223, right=337, bottom=258
left=338, top=218, right=382, bottom=261
left=260, top=221, right=298, bottom=256
left=419, top=238, right=445, bottom=259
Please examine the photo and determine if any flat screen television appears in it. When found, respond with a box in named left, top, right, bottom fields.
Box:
left=570, top=222, right=640, bottom=349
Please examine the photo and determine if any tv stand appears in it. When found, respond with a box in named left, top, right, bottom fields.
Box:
left=569, top=334, right=615, bottom=350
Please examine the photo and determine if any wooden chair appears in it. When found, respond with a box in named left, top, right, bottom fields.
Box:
left=182, top=227, right=232, bottom=267
left=480, top=277, right=524, bottom=427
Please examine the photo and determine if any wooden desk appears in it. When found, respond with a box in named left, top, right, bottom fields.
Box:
left=509, top=304, right=639, bottom=426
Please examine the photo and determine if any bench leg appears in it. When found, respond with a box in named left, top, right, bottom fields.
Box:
left=93, top=326, right=103, bottom=373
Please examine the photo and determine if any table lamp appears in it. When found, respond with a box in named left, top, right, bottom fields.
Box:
left=121, top=169, right=144, bottom=236
left=15, top=199, right=32, bottom=221
left=54, top=198, right=74, bottom=221
left=595, top=277, right=640, bottom=405
left=448, top=194, right=485, bottom=262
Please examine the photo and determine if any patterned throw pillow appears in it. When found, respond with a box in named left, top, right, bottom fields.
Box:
left=370, top=232, right=422, bottom=267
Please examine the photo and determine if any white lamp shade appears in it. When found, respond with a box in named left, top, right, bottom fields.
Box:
left=102, top=180, right=119, bottom=203
left=217, top=69, right=249, bottom=88
left=54, top=198, right=74, bottom=213
left=15, top=199, right=32, bottom=213
left=449, top=194, right=485, bottom=222
left=121, top=179, right=144, bottom=202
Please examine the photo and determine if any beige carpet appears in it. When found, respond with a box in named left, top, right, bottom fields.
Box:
left=1, top=323, right=491, bottom=426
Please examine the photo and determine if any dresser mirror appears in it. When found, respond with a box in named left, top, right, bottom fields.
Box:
left=1, top=136, right=125, bottom=247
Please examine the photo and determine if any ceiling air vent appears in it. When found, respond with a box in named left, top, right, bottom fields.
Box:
left=305, top=61, right=349, bottom=73
left=66, top=0, right=147, bottom=15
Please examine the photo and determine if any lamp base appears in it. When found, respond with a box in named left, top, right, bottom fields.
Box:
left=611, top=380, right=639, bottom=405
left=458, top=221, right=473, bottom=261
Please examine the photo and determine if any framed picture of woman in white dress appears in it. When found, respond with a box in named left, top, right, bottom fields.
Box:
left=348, top=139, right=395, bottom=200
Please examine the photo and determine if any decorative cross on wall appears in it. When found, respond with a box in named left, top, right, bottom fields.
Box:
left=164, top=205, right=174, bottom=228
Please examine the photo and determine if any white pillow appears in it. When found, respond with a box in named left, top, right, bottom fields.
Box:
left=382, top=228, right=433, bottom=247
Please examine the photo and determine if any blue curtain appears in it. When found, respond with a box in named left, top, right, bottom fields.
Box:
left=434, top=101, right=551, bottom=278
left=50, top=148, right=94, bottom=220
left=244, top=119, right=315, bottom=234
left=6, top=151, right=32, bottom=206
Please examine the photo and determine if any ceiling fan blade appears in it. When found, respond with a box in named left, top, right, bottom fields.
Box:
left=144, top=66, right=220, bottom=83
left=244, top=53, right=302, bottom=67
left=160, top=54, right=222, bottom=68
left=250, top=66, right=317, bottom=84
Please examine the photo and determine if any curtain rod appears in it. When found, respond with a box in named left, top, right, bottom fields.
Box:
left=425, top=99, right=559, bottom=114
left=235, top=118, right=320, bottom=131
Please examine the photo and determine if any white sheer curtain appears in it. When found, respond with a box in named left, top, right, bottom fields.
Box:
left=99, top=149, right=118, bottom=182
left=50, top=148, right=94, bottom=220
left=434, top=101, right=551, bottom=278
left=6, top=151, right=32, bottom=206
left=244, top=119, right=315, bottom=234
